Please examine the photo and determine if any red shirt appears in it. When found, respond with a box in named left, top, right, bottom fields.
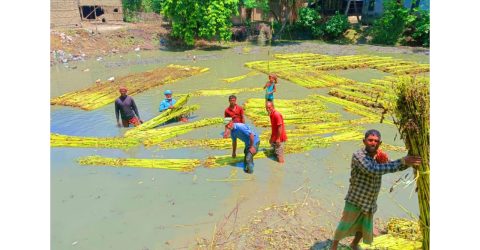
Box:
left=224, top=105, right=245, bottom=123
left=269, top=110, right=287, bottom=142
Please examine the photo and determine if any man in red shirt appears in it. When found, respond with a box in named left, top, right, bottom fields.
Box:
left=266, top=101, right=287, bottom=163
left=224, top=95, right=245, bottom=123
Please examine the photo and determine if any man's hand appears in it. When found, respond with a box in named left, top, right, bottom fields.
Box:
left=169, top=106, right=174, bottom=109
left=139, top=119, right=143, bottom=124
left=249, top=146, right=257, bottom=155
left=403, top=156, right=422, bottom=167
left=232, top=152, right=236, bottom=158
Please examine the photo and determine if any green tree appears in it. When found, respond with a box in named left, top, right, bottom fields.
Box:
left=162, top=0, right=239, bottom=46
left=296, top=7, right=322, bottom=37
left=370, top=0, right=409, bottom=45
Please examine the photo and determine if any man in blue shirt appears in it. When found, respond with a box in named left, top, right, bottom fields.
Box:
left=223, top=118, right=260, bottom=174
left=159, top=90, right=177, bottom=112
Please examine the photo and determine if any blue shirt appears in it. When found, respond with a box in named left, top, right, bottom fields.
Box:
left=265, top=82, right=275, bottom=100
left=231, top=123, right=260, bottom=148
left=159, top=98, right=177, bottom=112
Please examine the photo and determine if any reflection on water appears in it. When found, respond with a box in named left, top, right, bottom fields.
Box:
left=51, top=45, right=426, bottom=249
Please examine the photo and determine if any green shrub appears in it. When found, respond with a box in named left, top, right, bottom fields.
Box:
left=296, top=7, right=323, bottom=38
left=323, top=11, right=350, bottom=39
left=410, top=10, right=430, bottom=47
left=370, top=0, right=409, bottom=45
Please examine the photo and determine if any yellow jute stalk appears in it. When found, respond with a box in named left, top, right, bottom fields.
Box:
left=124, top=94, right=197, bottom=137
left=50, top=65, right=208, bottom=110
left=125, top=117, right=224, bottom=146
left=191, top=88, right=263, bottom=97
left=393, top=76, right=430, bottom=250
left=77, top=155, right=200, bottom=172
left=222, top=71, right=259, bottom=83
left=51, top=133, right=141, bottom=149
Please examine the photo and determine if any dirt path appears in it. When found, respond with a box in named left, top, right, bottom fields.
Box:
left=50, top=21, right=169, bottom=64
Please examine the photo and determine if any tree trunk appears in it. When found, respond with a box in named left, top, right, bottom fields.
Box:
left=345, top=0, right=352, bottom=15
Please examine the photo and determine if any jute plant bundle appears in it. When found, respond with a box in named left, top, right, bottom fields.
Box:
left=191, top=88, right=263, bottom=97
left=50, top=64, right=208, bottom=110
left=244, top=97, right=341, bottom=127
left=203, top=130, right=363, bottom=168
left=245, top=60, right=355, bottom=88
left=222, top=71, right=259, bottom=83
left=359, top=234, right=421, bottom=250
left=272, top=53, right=429, bottom=75
left=125, top=117, right=224, bottom=146
left=393, top=76, right=430, bottom=250
left=124, top=94, right=197, bottom=136
left=313, top=95, right=391, bottom=124
left=77, top=155, right=200, bottom=172
left=51, top=133, right=140, bottom=149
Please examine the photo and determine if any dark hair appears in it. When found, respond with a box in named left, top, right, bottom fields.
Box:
left=364, top=129, right=381, bottom=140
left=229, top=95, right=237, bottom=100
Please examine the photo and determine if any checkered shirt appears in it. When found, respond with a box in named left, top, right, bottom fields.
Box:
left=345, top=148, right=409, bottom=214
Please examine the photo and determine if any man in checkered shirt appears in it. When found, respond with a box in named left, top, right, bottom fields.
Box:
left=330, top=129, right=422, bottom=250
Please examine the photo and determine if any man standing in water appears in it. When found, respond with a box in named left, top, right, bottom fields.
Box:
left=224, top=95, right=245, bottom=123
left=266, top=101, right=287, bottom=163
left=223, top=118, right=260, bottom=174
left=115, top=86, right=143, bottom=127
left=330, top=129, right=421, bottom=250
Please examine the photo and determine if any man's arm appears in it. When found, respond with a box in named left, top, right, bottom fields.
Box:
left=159, top=100, right=167, bottom=112
left=240, top=108, right=245, bottom=123
left=276, top=124, right=283, bottom=143
left=353, top=151, right=408, bottom=175
left=232, top=138, right=237, bottom=158
left=115, top=102, right=121, bottom=126
left=248, top=133, right=257, bottom=154
left=131, top=99, right=141, bottom=120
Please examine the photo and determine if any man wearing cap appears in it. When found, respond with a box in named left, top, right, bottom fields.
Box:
left=159, top=90, right=177, bottom=112
left=266, top=101, right=287, bottom=163
left=115, top=86, right=143, bottom=127
left=223, top=118, right=260, bottom=174
left=224, top=95, right=245, bottom=123
left=330, top=129, right=422, bottom=250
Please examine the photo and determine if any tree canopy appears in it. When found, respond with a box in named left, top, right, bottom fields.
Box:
left=162, top=0, right=239, bottom=46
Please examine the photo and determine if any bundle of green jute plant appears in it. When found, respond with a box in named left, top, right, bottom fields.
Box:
left=124, top=95, right=194, bottom=136
left=393, top=76, right=429, bottom=250
left=77, top=155, right=200, bottom=172
left=51, top=133, right=141, bottom=149
left=126, top=117, right=224, bottom=146
left=50, top=65, right=208, bottom=110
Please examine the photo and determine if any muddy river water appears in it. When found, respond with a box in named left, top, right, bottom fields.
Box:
left=51, top=42, right=428, bottom=250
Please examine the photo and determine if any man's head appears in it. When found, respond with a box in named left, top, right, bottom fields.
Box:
left=266, top=101, right=275, bottom=114
left=268, top=73, right=277, bottom=83
left=228, top=95, right=237, bottom=106
left=119, top=86, right=128, bottom=96
left=164, top=90, right=172, bottom=100
left=363, top=129, right=382, bottom=155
